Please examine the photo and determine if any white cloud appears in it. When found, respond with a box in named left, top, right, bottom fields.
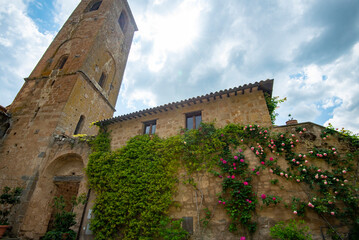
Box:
left=53, top=0, right=80, bottom=26
left=0, top=0, right=54, bottom=106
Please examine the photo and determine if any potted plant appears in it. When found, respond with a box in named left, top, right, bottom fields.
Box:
left=0, top=186, right=22, bottom=238
left=286, top=114, right=298, bottom=125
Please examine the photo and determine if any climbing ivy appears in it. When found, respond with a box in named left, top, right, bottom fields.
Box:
left=86, top=122, right=359, bottom=239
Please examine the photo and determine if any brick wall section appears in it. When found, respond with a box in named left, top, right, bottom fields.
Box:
left=109, top=87, right=272, bottom=149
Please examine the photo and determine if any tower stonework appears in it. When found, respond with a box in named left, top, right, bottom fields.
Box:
left=0, top=0, right=137, bottom=238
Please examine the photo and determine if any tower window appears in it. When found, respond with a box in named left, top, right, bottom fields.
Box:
left=118, top=11, right=127, bottom=33
left=98, top=72, right=106, bottom=88
left=74, top=115, right=85, bottom=135
left=186, top=111, right=202, bottom=130
left=88, top=1, right=102, bottom=12
left=143, top=120, right=156, bottom=135
left=55, top=55, right=68, bottom=70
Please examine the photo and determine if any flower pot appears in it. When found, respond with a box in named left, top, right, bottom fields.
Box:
left=0, top=225, right=9, bottom=238
left=286, top=120, right=298, bottom=125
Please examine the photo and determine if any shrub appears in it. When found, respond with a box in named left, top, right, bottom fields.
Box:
left=270, top=219, right=312, bottom=240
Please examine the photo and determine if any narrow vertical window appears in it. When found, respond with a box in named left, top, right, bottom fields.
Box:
left=98, top=72, right=106, bottom=88
left=74, top=115, right=85, bottom=135
left=118, top=11, right=127, bottom=33
left=143, top=120, right=156, bottom=135
left=55, top=55, right=68, bottom=70
left=186, top=111, right=202, bottom=130
left=87, top=0, right=102, bottom=12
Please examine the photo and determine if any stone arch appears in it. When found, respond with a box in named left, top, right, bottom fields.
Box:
left=42, top=37, right=84, bottom=75
left=20, top=153, right=86, bottom=237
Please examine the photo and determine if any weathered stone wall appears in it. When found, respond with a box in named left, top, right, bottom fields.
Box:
left=166, top=122, right=355, bottom=240
left=109, top=87, right=272, bottom=150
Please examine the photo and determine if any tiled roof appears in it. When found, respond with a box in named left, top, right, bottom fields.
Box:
left=99, top=79, right=274, bottom=125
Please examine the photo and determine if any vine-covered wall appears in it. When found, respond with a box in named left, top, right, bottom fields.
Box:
left=85, top=122, right=358, bottom=240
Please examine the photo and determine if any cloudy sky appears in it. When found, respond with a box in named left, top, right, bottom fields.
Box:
left=1, top=0, right=359, bottom=133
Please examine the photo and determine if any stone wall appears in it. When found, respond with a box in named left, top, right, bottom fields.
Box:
left=166, top=122, right=355, bottom=240
left=109, top=87, right=272, bottom=149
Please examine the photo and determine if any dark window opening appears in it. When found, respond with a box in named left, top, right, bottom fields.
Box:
left=143, top=120, right=156, bottom=135
left=55, top=55, right=68, bottom=70
left=89, top=1, right=102, bottom=12
left=118, top=11, right=127, bottom=33
left=186, top=111, right=202, bottom=130
left=98, top=72, right=106, bottom=88
left=74, top=115, right=85, bottom=135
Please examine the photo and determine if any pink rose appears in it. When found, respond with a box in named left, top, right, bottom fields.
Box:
left=243, top=182, right=248, bottom=185
left=234, top=156, right=238, bottom=160
left=261, top=194, right=266, bottom=199
left=270, top=157, right=274, bottom=161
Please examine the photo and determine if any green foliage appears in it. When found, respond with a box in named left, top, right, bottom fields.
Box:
left=86, top=134, right=181, bottom=239
left=264, top=93, right=286, bottom=124
left=200, top=208, right=212, bottom=228
left=0, top=186, right=22, bottom=225
left=43, top=195, right=86, bottom=240
left=158, top=217, right=189, bottom=240
left=87, top=121, right=359, bottom=239
left=270, top=219, right=312, bottom=240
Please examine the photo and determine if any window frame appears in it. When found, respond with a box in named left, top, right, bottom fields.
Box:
left=118, top=11, right=128, bottom=33
left=74, top=115, right=85, bottom=135
left=98, top=72, right=106, bottom=88
left=185, top=111, right=202, bottom=130
left=55, top=55, right=69, bottom=70
left=143, top=120, right=157, bottom=135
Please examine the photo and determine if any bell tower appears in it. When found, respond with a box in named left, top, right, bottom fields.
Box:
left=0, top=0, right=137, bottom=238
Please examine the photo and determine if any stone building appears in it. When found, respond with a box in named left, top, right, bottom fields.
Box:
left=0, top=0, right=357, bottom=240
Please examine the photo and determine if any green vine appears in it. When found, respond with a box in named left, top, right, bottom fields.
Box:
left=86, top=122, right=358, bottom=239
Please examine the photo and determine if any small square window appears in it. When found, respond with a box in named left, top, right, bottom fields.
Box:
left=186, top=111, right=202, bottom=130
left=143, top=120, right=156, bottom=135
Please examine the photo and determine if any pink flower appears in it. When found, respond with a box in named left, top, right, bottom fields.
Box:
left=335, top=191, right=338, bottom=194
left=218, top=200, right=222, bottom=203
left=248, top=200, right=252, bottom=203
left=241, top=139, right=244, bottom=142
left=293, top=211, right=297, bottom=214
left=251, top=147, right=254, bottom=151
left=239, top=149, right=243, bottom=152
left=296, top=179, right=300, bottom=182
left=344, top=179, right=348, bottom=183
left=328, top=201, right=333, bottom=204
left=227, top=176, right=230, bottom=178
left=303, top=155, right=306, bottom=158
left=303, top=128, right=307, bottom=131
left=231, top=175, right=235, bottom=179
left=332, top=148, right=336, bottom=151
left=292, top=159, right=296, bottom=162
left=272, top=197, right=276, bottom=201
left=223, top=160, right=227, bottom=164
left=296, top=139, right=299, bottom=142
left=234, top=156, right=238, bottom=160
left=269, top=169, right=273, bottom=173
left=261, top=194, right=266, bottom=199
left=331, top=212, right=335, bottom=216
left=243, top=182, right=248, bottom=185
left=342, top=170, right=347, bottom=174
left=280, top=172, right=284, bottom=176
left=234, top=167, right=237, bottom=170
left=280, top=134, right=284, bottom=138
left=324, top=153, right=327, bottom=156
left=309, top=151, right=313, bottom=154
left=315, top=174, right=319, bottom=179
left=256, top=171, right=260, bottom=175
left=261, top=161, right=265, bottom=165
left=252, top=168, right=255, bottom=171
left=233, top=163, right=236, bottom=166
left=270, top=157, right=274, bottom=161
left=219, top=175, right=223, bottom=178
left=223, top=201, right=226, bottom=204
left=317, top=169, right=321, bottom=172
left=240, top=237, right=246, bottom=240
left=285, top=174, right=288, bottom=178
left=240, top=159, right=244, bottom=163
left=299, top=154, right=302, bottom=158
left=281, top=143, right=285, bottom=146
left=264, top=130, right=267, bottom=133
left=305, top=160, right=308, bottom=163
left=299, top=131, right=303, bottom=134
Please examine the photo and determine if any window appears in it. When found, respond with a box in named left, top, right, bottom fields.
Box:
left=74, top=115, right=85, bottom=135
left=55, top=55, right=68, bottom=70
left=118, top=11, right=127, bottom=32
left=88, top=1, right=102, bottom=12
left=186, top=111, right=202, bottom=130
left=98, top=72, right=106, bottom=88
left=143, top=120, right=156, bottom=135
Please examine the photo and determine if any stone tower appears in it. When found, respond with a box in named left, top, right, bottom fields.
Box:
left=0, top=0, right=137, bottom=238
